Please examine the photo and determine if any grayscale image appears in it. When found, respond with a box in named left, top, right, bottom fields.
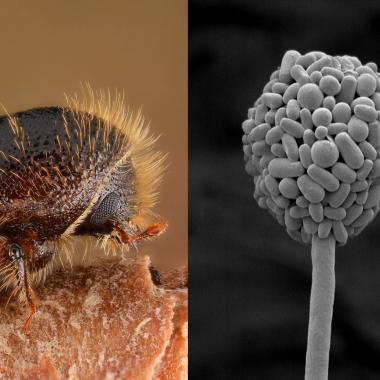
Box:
left=190, top=0, right=380, bottom=379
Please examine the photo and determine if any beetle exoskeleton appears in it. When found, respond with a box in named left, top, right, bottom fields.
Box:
left=0, top=87, right=167, bottom=330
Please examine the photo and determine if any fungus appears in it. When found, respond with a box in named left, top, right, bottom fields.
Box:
left=242, top=50, right=380, bottom=380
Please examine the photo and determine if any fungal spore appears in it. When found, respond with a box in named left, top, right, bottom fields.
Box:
left=242, top=49, right=380, bottom=379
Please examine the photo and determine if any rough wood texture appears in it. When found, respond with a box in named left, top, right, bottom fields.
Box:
left=0, top=256, right=188, bottom=380
left=155, top=279, right=188, bottom=380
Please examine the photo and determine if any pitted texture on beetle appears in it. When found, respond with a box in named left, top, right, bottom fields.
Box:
left=0, top=87, right=167, bottom=330
left=0, top=107, right=134, bottom=239
left=242, top=50, right=380, bottom=245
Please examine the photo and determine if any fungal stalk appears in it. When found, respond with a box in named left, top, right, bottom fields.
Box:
left=242, top=50, right=380, bottom=379
left=306, top=235, right=335, bottom=380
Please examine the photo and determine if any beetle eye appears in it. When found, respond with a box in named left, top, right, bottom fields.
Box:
left=9, top=244, right=23, bottom=260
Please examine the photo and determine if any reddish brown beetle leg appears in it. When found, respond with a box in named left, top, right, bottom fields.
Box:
left=22, top=296, right=36, bottom=333
left=112, top=222, right=168, bottom=244
left=21, top=278, right=37, bottom=333
left=8, top=243, right=37, bottom=332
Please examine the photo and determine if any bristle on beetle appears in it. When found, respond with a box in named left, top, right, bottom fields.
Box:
left=0, top=84, right=168, bottom=330
left=63, top=85, right=167, bottom=234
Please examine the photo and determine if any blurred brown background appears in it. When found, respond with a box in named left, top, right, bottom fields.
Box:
left=0, top=0, right=187, bottom=269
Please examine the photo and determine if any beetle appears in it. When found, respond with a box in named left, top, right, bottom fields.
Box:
left=0, top=88, right=167, bottom=330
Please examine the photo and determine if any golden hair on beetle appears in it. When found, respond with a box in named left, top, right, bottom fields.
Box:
left=62, top=85, right=167, bottom=233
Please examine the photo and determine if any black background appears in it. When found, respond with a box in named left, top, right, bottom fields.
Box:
left=190, top=0, right=380, bottom=379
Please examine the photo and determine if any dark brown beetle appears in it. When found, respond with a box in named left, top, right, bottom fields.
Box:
left=0, top=88, right=167, bottom=330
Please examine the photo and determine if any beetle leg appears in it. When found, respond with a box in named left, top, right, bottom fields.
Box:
left=111, top=222, right=168, bottom=244
left=21, top=284, right=36, bottom=333
left=8, top=244, right=36, bottom=332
